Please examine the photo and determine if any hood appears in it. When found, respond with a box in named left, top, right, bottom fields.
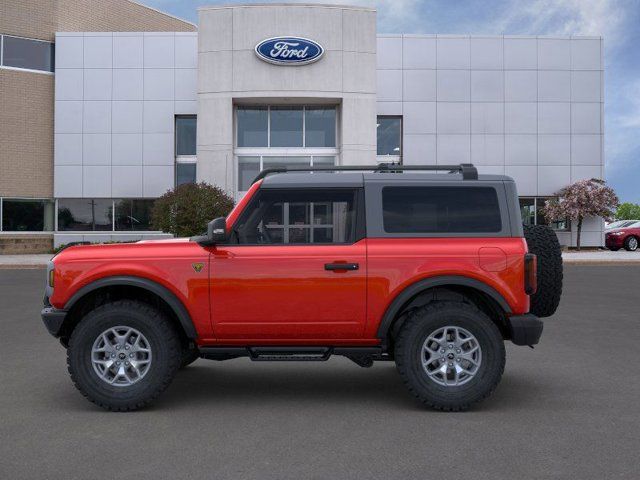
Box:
left=53, top=237, right=201, bottom=263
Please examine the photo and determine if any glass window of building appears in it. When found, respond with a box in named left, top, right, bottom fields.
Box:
left=234, top=189, right=356, bottom=245
left=270, top=107, right=304, bottom=147
left=175, top=116, right=197, bottom=186
left=516, top=197, right=570, bottom=231
left=237, top=107, right=268, bottom=147
left=377, top=116, right=402, bottom=158
left=537, top=197, right=569, bottom=231
left=175, top=116, right=196, bottom=156
left=114, top=199, right=155, bottom=231
left=519, top=198, right=536, bottom=226
left=1, top=199, right=54, bottom=231
left=304, top=107, right=336, bottom=147
left=237, top=156, right=335, bottom=192
left=1, top=35, right=54, bottom=73
left=235, top=106, right=338, bottom=193
left=57, top=199, right=112, bottom=231
left=176, top=162, right=197, bottom=186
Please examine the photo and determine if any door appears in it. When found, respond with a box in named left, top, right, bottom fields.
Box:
left=210, top=187, right=367, bottom=341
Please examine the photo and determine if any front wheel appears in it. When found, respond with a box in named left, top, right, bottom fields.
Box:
left=624, top=236, right=638, bottom=251
left=67, top=300, right=182, bottom=411
left=395, top=301, right=505, bottom=411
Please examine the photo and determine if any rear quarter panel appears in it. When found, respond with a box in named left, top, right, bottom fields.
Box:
left=364, top=237, right=529, bottom=338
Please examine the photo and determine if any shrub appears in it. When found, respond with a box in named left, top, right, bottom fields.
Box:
left=151, top=182, right=235, bottom=237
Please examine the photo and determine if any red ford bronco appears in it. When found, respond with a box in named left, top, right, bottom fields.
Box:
left=41, top=164, right=562, bottom=411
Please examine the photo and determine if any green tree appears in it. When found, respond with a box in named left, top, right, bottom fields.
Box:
left=151, top=182, right=235, bottom=237
left=616, top=202, right=640, bottom=220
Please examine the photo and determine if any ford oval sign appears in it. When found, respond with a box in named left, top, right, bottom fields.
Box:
left=255, top=37, right=324, bottom=66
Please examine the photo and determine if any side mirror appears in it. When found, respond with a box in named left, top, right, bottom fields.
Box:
left=208, top=217, right=227, bottom=243
left=191, top=217, right=227, bottom=246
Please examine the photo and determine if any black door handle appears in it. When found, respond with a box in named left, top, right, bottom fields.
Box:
left=325, top=263, right=359, bottom=271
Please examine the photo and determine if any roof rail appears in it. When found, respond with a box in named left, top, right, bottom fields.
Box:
left=252, top=163, right=478, bottom=184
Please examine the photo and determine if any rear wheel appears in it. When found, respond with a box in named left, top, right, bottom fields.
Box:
left=395, top=301, right=505, bottom=411
left=624, top=236, right=638, bottom=251
left=67, top=300, right=181, bottom=411
left=523, top=224, right=563, bottom=317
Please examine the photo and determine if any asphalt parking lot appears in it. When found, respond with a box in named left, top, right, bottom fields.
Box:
left=1, top=266, right=639, bottom=479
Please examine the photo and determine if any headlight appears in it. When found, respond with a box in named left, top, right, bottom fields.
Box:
left=610, top=231, right=625, bottom=236
left=48, top=268, right=55, bottom=288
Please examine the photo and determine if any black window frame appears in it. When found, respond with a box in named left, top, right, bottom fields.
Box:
left=227, top=187, right=365, bottom=246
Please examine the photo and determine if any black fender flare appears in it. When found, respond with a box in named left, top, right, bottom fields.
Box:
left=376, top=275, right=512, bottom=340
left=65, top=276, right=197, bottom=339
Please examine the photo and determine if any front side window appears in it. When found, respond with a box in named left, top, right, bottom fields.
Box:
left=57, top=199, right=112, bottom=231
left=1, top=199, right=54, bottom=231
left=382, top=186, right=502, bottom=234
left=233, top=189, right=357, bottom=245
left=1, top=35, right=54, bottom=72
left=377, top=116, right=402, bottom=158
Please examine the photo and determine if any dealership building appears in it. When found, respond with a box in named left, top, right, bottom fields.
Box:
left=0, top=1, right=605, bottom=250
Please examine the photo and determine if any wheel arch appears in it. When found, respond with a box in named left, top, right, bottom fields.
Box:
left=59, top=276, right=197, bottom=346
left=376, top=276, right=512, bottom=347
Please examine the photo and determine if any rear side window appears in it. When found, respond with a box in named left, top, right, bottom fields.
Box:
left=382, top=186, right=502, bottom=234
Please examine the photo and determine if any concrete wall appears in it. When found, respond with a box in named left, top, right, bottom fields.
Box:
left=377, top=35, right=604, bottom=246
left=197, top=4, right=377, bottom=194
left=53, top=32, right=198, bottom=198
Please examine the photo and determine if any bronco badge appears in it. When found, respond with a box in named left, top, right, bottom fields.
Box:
left=192, top=262, right=205, bottom=273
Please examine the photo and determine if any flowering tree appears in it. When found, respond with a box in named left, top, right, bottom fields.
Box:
left=542, top=179, right=619, bottom=250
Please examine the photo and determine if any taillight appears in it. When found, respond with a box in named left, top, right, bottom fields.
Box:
left=524, top=253, right=537, bottom=295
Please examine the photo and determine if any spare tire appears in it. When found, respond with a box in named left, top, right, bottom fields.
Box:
left=523, top=224, right=563, bottom=318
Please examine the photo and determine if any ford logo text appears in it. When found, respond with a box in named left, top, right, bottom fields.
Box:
left=255, top=37, right=324, bottom=66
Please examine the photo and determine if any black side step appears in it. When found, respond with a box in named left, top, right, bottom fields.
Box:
left=198, top=346, right=388, bottom=367
left=249, top=347, right=332, bottom=362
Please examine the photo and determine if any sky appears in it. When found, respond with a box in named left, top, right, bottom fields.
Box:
left=141, top=0, right=640, bottom=203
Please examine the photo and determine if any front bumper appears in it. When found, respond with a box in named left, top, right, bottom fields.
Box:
left=41, top=307, right=67, bottom=337
left=605, top=235, right=624, bottom=248
left=507, top=314, right=543, bottom=346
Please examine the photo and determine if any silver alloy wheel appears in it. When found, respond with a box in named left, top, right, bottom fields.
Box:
left=91, top=326, right=152, bottom=387
left=420, top=326, right=482, bottom=387
left=628, top=237, right=638, bottom=250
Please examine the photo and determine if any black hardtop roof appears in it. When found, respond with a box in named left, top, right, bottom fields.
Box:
left=261, top=171, right=514, bottom=189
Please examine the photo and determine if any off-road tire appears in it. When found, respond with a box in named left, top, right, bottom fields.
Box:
left=180, top=346, right=200, bottom=369
left=523, top=224, right=563, bottom=318
left=67, top=300, right=181, bottom=411
left=624, top=236, right=638, bottom=251
left=395, top=301, right=505, bottom=411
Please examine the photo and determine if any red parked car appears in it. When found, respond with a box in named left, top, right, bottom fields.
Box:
left=41, top=164, right=563, bottom=411
left=606, top=221, right=640, bottom=251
